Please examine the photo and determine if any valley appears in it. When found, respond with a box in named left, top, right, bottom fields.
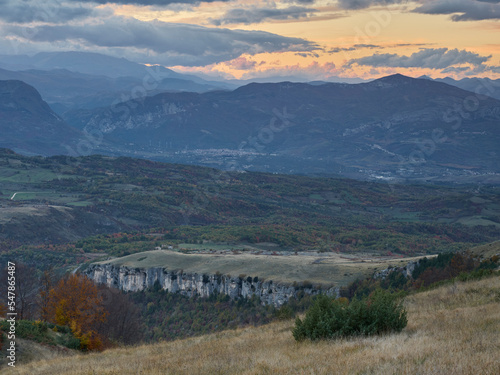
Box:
left=1, top=149, right=499, bottom=269
left=0, top=56, right=499, bottom=374
left=1, top=68, right=500, bottom=183
left=1, top=3, right=500, bottom=372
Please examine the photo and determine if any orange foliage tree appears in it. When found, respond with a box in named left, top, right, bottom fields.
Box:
left=46, top=274, right=108, bottom=350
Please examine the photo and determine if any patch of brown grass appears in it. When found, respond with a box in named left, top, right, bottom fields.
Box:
left=4, top=276, right=500, bottom=375
left=469, top=240, right=500, bottom=260
left=97, top=249, right=425, bottom=286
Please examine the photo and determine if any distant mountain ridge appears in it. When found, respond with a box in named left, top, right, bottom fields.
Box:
left=64, top=73, right=500, bottom=183
left=0, top=67, right=230, bottom=114
left=0, top=51, right=180, bottom=79
left=436, top=77, right=500, bottom=101
left=0, top=80, right=85, bottom=155
left=0, top=52, right=235, bottom=113
left=0, top=51, right=235, bottom=87
left=1, top=73, right=499, bottom=183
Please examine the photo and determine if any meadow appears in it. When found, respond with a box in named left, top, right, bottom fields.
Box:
left=101, top=249, right=426, bottom=286
left=4, top=275, right=499, bottom=375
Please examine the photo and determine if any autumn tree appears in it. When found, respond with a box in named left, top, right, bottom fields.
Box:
left=46, top=274, right=108, bottom=350
left=38, top=268, right=56, bottom=322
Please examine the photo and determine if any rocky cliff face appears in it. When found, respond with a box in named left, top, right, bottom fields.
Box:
left=85, top=264, right=338, bottom=307
left=373, top=260, right=420, bottom=280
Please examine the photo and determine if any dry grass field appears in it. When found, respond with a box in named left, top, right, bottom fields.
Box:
left=4, top=275, right=499, bottom=375
left=470, top=240, right=500, bottom=259
left=97, top=249, right=427, bottom=286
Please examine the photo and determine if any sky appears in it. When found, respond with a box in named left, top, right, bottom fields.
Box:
left=0, top=0, right=499, bottom=81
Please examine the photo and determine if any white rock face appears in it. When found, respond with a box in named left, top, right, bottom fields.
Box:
left=86, top=264, right=338, bottom=307
left=373, top=260, right=420, bottom=280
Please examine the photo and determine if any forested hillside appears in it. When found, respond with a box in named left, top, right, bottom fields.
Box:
left=1, top=149, right=499, bottom=269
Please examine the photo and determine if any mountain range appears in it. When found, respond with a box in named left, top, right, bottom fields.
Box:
left=0, top=52, right=228, bottom=85
left=0, top=52, right=499, bottom=183
left=0, top=52, right=235, bottom=113
left=64, top=74, right=500, bottom=183
left=0, top=67, right=230, bottom=113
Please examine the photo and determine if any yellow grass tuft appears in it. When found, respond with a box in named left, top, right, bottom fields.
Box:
left=4, top=276, right=500, bottom=375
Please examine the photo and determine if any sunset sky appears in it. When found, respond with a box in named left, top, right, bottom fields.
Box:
left=1, top=0, right=499, bottom=81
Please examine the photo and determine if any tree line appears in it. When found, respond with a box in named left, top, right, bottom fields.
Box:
left=0, top=264, right=143, bottom=351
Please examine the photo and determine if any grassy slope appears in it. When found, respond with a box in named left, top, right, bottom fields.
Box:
left=100, top=249, right=425, bottom=286
left=5, top=275, right=500, bottom=375
left=0, top=338, right=75, bottom=371
left=470, top=241, right=500, bottom=259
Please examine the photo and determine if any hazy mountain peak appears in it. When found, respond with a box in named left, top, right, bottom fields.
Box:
left=0, top=79, right=54, bottom=117
left=0, top=79, right=81, bottom=155
left=371, top=73, right=416, bottom=84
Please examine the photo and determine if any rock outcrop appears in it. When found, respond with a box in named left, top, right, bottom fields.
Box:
left=373, top=260, right=420, bottom=280
left=85, top=264, right=338, bottom=307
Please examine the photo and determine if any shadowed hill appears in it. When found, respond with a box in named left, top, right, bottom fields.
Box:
left=0, top=80, right=82, bottom=155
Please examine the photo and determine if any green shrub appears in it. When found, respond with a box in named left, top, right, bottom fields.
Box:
left=457, top=269, right=497, bottom=282
left=293, top=289, right=407, bottom=341
left=0, top=320, right=81, bottom=349
left=56, top=333, right=82, bottom=349
left=274, top=305, right=295, bottom=321
left=0, top=320, right=48, bottom=343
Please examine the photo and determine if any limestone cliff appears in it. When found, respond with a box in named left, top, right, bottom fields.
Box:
left=85, top=264, right=338, bottom=307
left=373, top=260, right=420, bottom=280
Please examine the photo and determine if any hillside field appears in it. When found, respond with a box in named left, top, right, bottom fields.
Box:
left=4, top=275, right=499, bottom=375
left=2, top=150, right=500, bottom=272
left=98, top=249, right=428, bottom=286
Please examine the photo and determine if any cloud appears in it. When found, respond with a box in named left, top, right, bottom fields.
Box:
left=329, top=46, right=356, bottom=53
left=328, top=43, right=432, bottom=54
left=239, top=60, right=340, bottom=80
left=2, top=16, right=319, bottom=66
left=469, top=64, right=500, bottom=74
left=0, top=0, right=104, bottom=23
left=283, top=0, right=316, bottom=3
left=412, top=0, right=500, bottom=21
left=441, top=66, right=471, bottom=74
left=296, top=52, right=320, bottom=57
left=354, top=43, right=381, bottom=48
left=336, top=0, right=407, bottom=10
left=224, top=57, right=257, bottom=70
left=210, top=5, right=318, bottom=26
left=333, top=0, right=500, bottom=21
left=78, top=0, right=230, bottom=4
left=347, top=48, right=491, bottom=69
left=329, top=44, right=380, bottom=53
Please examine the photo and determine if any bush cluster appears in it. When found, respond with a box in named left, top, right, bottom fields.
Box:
left=293, top=289, right=407, bottom=341
left=0, top=320, right=80, bottom=349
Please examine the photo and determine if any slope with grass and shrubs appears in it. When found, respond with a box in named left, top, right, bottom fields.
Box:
left=340, top=250, right=500, bottom=300
left=0, top=320, right=80, bottom=350
left=293, top=289, right=407, bottom=341
left=3, top=273, right=499, bottom=374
